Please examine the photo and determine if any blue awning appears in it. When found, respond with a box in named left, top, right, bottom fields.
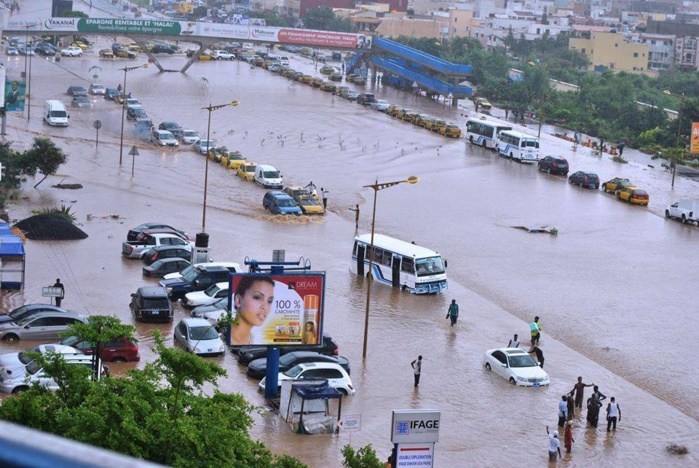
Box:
left=0, top=236, right=25, bottom=256
left=293, top=381, right=343, bottom=400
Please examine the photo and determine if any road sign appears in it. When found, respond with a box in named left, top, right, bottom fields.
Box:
left=93, top=119, right=102, bottom=129
left=42, top=286, right=63, bottom=298
left=338, top=414, right=361, bottom=433
left=129, top=146, right=139, bottom=156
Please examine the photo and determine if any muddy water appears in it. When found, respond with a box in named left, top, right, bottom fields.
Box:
left=0, top=36, right=698, bottom=467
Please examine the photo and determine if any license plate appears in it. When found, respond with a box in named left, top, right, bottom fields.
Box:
left=533, top=382, right=541, bottom=387
left=150, top=311, right=159, bottom=315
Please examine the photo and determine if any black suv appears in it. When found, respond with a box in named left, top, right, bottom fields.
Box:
left=130, top=286, right=173, bottom=323
left=356, top=93, right=377, bottom=106
left=159, top=265, right=232, bottom=301
left=538, top=156, right=569, bottom=176
left=159, top=121, right=184, bottom=139
left=234, top=334, right=340, bottom=365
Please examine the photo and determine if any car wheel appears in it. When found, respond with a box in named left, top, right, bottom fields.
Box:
left=665, top=210, right=670, bottom=218
left=616, top=192, right=621, bottom=199
left=338, top=388, right=348, bottom=396
left=469, top=136, right=474, bottom=144
left=2, top=333, right=19, bottom=341
left=509, top=377, right=516, bottom=385
left=113, top=357, right=127, bottom=363
left=485, top=363, right=491, bottom=370
left=681, top=214, right=687, bottom=224
left=12, top=386, right=28, bottom=394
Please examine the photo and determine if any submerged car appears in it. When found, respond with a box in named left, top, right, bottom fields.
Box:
left=259, top=362, right=355, bottom=395
left=601, top=177, right=634, bottom=194
left=173, top=318, right=225, bottom=356
left=236, top=161, right=257, bottom=182
left=482, top=348, right=550, bottom=387
left=263, top=191, right=302, bottom=216
left=616, top=187, right=649, bottom=205
left=538, top=156, right=569, bottom=176
left=143, top=258, right=191, bottom=278
left=283, top=186, right=324, bottom=214
left=71, top=95, right=92, bottom=108
left=568, top=171, right=600, bottom=189
left=247, top=351, right=351, bottom=379
left=182, top=281, right=229, bottom=309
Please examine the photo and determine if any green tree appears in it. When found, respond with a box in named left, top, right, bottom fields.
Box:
left=0, top=141, right=25, bottom=207
left=303, top=7, right=352, bottom=32
left=67, top=315, right=135, bottom=380
left=342, top=444, right=385, bottom=468
left=0, top=332, right=305, bottom=467
left=22, top=137, right=67, bottom=189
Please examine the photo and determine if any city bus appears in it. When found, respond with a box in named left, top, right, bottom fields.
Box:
left=465, top=118, right=512, bottom=149
left=496, top=130, right=540, bottom=162
left=351, top=234, right=447, bottom=294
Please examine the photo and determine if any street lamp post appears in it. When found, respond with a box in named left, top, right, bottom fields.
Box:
left=118, top=64, right=148, bottom=166
left=361, top=176, right=419, bottom=360
left=24, top=23, right=41, bottom=122
left=201, top=100, right=239, bottom=232
left=663, top=89, right=685, bottom=188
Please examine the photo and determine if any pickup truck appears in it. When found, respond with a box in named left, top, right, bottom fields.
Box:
left=122, top=233, right=193, bottom=259
left=159, top=265, right=232, bottom=301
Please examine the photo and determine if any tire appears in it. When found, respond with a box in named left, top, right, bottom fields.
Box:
left=485, top=363, right=491, bottom=370
left=12, top=386, right=28, bottom=394
left=665, top=210, right=671, bottom=218
left=2, top=333, right=19, bottom=341
left=113, top=357, right=127, bottom=363
left=509, top=377, right=516, bottom=385
left=469, top=136, right=474, bottom=144
left=682, top=214, right=687, bottom=224
left=339, top=388, right=348, bottom=396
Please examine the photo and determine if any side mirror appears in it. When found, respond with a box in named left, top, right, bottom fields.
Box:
left=444, top=259, right=448, bottom=269
left=130, top=293, right=136, bottom=298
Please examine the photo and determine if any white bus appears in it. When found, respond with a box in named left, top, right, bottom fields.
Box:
left=466, top=118, right=512, bottom=149
left=497, top=130, right=540, bottom=162
left=351, top=234, right=447, bottom=294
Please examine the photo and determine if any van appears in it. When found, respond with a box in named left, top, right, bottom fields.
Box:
left=44, top=100, right=69, bottom=126
left=665, top=199, right=699, bottom=224
left=254, top=164, right=283, bottom=189
left=151, top=129, right=179, bottom=147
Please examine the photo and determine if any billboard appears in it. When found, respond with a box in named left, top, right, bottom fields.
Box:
left=391, top=410, right=441, bottom=443
left=691, top=122, right=699, bottom=154
left=228, top=273, right=325, bottom=347
left=4, top=78, right=26, bottom=112
left=0, top=67, right=5, bottom=108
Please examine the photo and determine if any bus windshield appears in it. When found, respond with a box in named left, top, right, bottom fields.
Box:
left=415, top=257, right=445, bottom=276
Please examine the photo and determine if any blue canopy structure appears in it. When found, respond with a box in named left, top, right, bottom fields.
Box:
left=0, top=223, right=26, bottom=290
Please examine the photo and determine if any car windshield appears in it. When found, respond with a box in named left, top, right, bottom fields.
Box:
left=184, top=131, right=198, bottom=137
left=508, top=354, right=538, bottom=367
left=143, top=297, right=169, bottom=309
left=523, top=139, right=539, bottom=148
left=415, top=257, right=445, bottom=277
left=181, top=267, right=202, bottom=282
left=278, top=198, right=296, bottom=207
left=205, top=284, right=222, bottom=296
left=189, top=325, right=219, bottom=341
left=9, top=305, right=30, bottom=319
left=283, top=365, right=304, bottom=378
left=244, top=165, right=255, bottom=172
left=263, top=171, right=280, bottom=178
left=26, top=361, right=41, bottom=375
left=50, top=110, right=67, bottom=118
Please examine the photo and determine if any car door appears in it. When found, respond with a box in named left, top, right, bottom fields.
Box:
left=21, top=316, right=52, bottom=340
left=175, top=321, right=188, bottom=346
left=44, top=316, right=79, bottom=340
left=318, top=368, right=345, bottom=389
left=491, top=351, right=508, bottom=379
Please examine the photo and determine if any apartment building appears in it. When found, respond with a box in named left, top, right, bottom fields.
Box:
left=569, top=31, right=650, bottom=73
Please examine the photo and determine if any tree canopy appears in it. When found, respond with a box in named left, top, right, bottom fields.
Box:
left=303, top=7, right=353, bottom=32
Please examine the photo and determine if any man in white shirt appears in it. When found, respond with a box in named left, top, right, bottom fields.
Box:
left=507, top=334, right=520, bottom=347
left=606, top=397, right=621, bottom=432
left=558, top=395, right=568, bottom=428
left=546, top=426, right=561, bottom=461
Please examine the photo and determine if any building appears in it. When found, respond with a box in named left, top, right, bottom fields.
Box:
left=569, top=31, right=650, bottom=74
left=636, top=33, right=674, bottom=71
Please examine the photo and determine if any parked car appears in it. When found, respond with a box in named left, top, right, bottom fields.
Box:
left=98, top=48, right=115, bottom=58
left=150, top=44, right=176, bottom=54
left=127, top=106, right=148, bottom=120
left=0, top=344, right=80, bottom=369
left=616, top=187, right=649, bottom=205
left=0, top=304, right=69, bottom=325
left=195, top=139, right=216, bottom=155
left=235, top=161, right=257, bottom=181
left=259, top=362, right=355, bottom=395
left=665, top=199, right=699, bottom=224
left=160, top=265, right=233, bottom=301
left=182, top=281, right=229, bottom=309
left=601, top=177, right=634, bottom=194
left=356, top=93, right=377, bottom=106
left=67, top=85, right=88, bottom=96
left=568, top=171, right=600, bottom=189
left=71, top=95, right=92, bottom=108
left=6, top=46, right=19, bottom=56
left=61, top=46, right=83, bottom=57
left=142, top=245, right=192, bottom=265
left=370, top=99, right=390, bottom=112
left=254, top=165, right=283, bottom=189
left=88, top=83, right=106, bottom=95
left=60, top=335, right=140, bottom=362
left=130, top=286, right=173, bottom=323
left=143, top=258, right=192, bottom=278
left=283, top=186, right=323, bottom=214
left=151, top=129, right=179, bottom=147
left=191, top=296, right=229, bottom=319
left=173, top=318, right=225, bottom=356
left=0, top=311, right=87, bottom=341
left=482, top=348, right=550, bottom=387
left=439, top=123, right=462, bottom=138
left=104, top=87, right=119, bottom=100
left=247, top=351, right=351, bottom=379
left=0, top=353, right=103, bottom=394
left=211, top=49, right=235, bottom=60
left=158, top=121, right=183, bottom=139
left=162, top=262, right=239, bottom=281
left=181, top=130, right=200, bottom=144
left=34, top=43, right=57, bottom=56
left=135, top=118, right=154, bottom=136
left=235, top=334, right=340, bottom=365
left=127, top=223, right=185, bottom=242
left=263, top=191, right=302, bottom=215
left=537, top=156, right=569, bottom=175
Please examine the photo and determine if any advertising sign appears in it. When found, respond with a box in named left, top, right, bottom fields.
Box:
left=395, top=443, right=434, bottom=468
left=0, top=67, right=5, bottom=109
left=4, top=78, right=26, bottom=112
left=78, top=18, right=181, bottom=35
left=338, top=414, right=361, bottom=433
left=391, top=410, right=441, bottom=444
left=228, top=273, right=325, bottom=347
left=691, top=122, right=699, bottom=154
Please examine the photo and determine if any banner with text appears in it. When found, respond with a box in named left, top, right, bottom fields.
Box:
left=691, top=122, right=699, bottom=154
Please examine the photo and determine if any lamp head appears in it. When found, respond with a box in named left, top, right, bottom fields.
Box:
left=406, top=176, right=420, bottom=184
left=230, top=100, right=240, bottom=107
left=663, top=89, right=671, bottom=96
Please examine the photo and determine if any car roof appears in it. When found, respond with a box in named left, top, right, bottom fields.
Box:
left=296, top=362, right=344, bottom=370
left=136, top=286, right=169, bottom=297
left=180, top=317, right=212, bottom=327
left=24, top=310, right=84, bottom=319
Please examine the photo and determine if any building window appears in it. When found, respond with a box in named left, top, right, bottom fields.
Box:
left=615, top=43, right=618, bottom=47
left=633, top=52, right=638, bottom=57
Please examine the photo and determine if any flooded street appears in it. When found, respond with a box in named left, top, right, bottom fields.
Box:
left=1, top=30, right=698, bottom=466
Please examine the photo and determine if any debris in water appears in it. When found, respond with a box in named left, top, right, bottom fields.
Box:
left=52, top=183, right=83, bottom=189
left=511, top=225, right=558, bottom=235
left=666, top=444, right=688, bottom=455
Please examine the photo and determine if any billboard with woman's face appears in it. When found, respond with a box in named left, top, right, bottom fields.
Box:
left=228, top=273, right=325, bottom=347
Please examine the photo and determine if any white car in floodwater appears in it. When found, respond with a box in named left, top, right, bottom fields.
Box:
left=482, top=348, right=549, bottom=387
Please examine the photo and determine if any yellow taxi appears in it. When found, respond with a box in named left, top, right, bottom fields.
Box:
left=439, top=123, right=462, bottom=138
left=283, top=187, right=325, bottom=215
left=402, top=111, right=419, bottom=123
left=71, top=41, right=90, bottom=50
left=311, top=77, right=323, bottom=88
left=601, top=177, right=634, bottom=194
left=475, top=97, right=492, bottom=110
left=226, top=151, right=246, bottom=170
left=427, top=119, right=447, bottom=133
left=616, top=187, right=649, bottom=205
left=386, top=105, right=400, bottom=117
left=236, top=161, right=257, bottom=181
left=300, top=75, right=314, bottom=85
left=393, top=108, right=412, bottom=120
left=199, top=53, right=213, bottom=61
left=320, top=81, right=337, bottom=93
left=128, top=43, right=143, bottom=53
left=414, top=114, right=432, bottom=128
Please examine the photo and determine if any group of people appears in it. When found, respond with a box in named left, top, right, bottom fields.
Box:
left=505, top=316, right=545, bottom=367
left=304, top=182, right=329, bottom=209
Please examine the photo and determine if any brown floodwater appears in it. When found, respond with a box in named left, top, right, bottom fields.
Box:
left=0, top=27, right=698, bottom=467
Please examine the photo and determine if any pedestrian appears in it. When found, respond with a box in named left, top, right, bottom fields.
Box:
left=606, top=397, right=621, bottom=432
left=566, top=392, right=575, bottom=421
left=586, top=386, right=606, bottom=428
left=546, top=426, right=561, bottom=462
left=570, top=376, right=594, bottom=413
left=530, top=316, right=541, bottom=345
left=348, top=204, right=360, bottom=228
left=529, top=345, right=544, bottom=368
left=618, top=141, right=625, bottom=156
left=558, top=395, right=568, bottom=428
left=321, top=188, right=329, bottom=209
left=505, top=109, right=509, bottom=120
left=117, top=83, right=123, bottom=93
left=507, top=333, right=520, bottom=348
left=411, top=355, right=422, bottom=387
left=599, top=137, right=605, bottom=154
left=564, top=420, right=575, bottom=453
left=341, top=62, right=345, bottom=74
left=53, top=278, right=65, bottom=307
left=446, top=299, right=459, bottom=327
